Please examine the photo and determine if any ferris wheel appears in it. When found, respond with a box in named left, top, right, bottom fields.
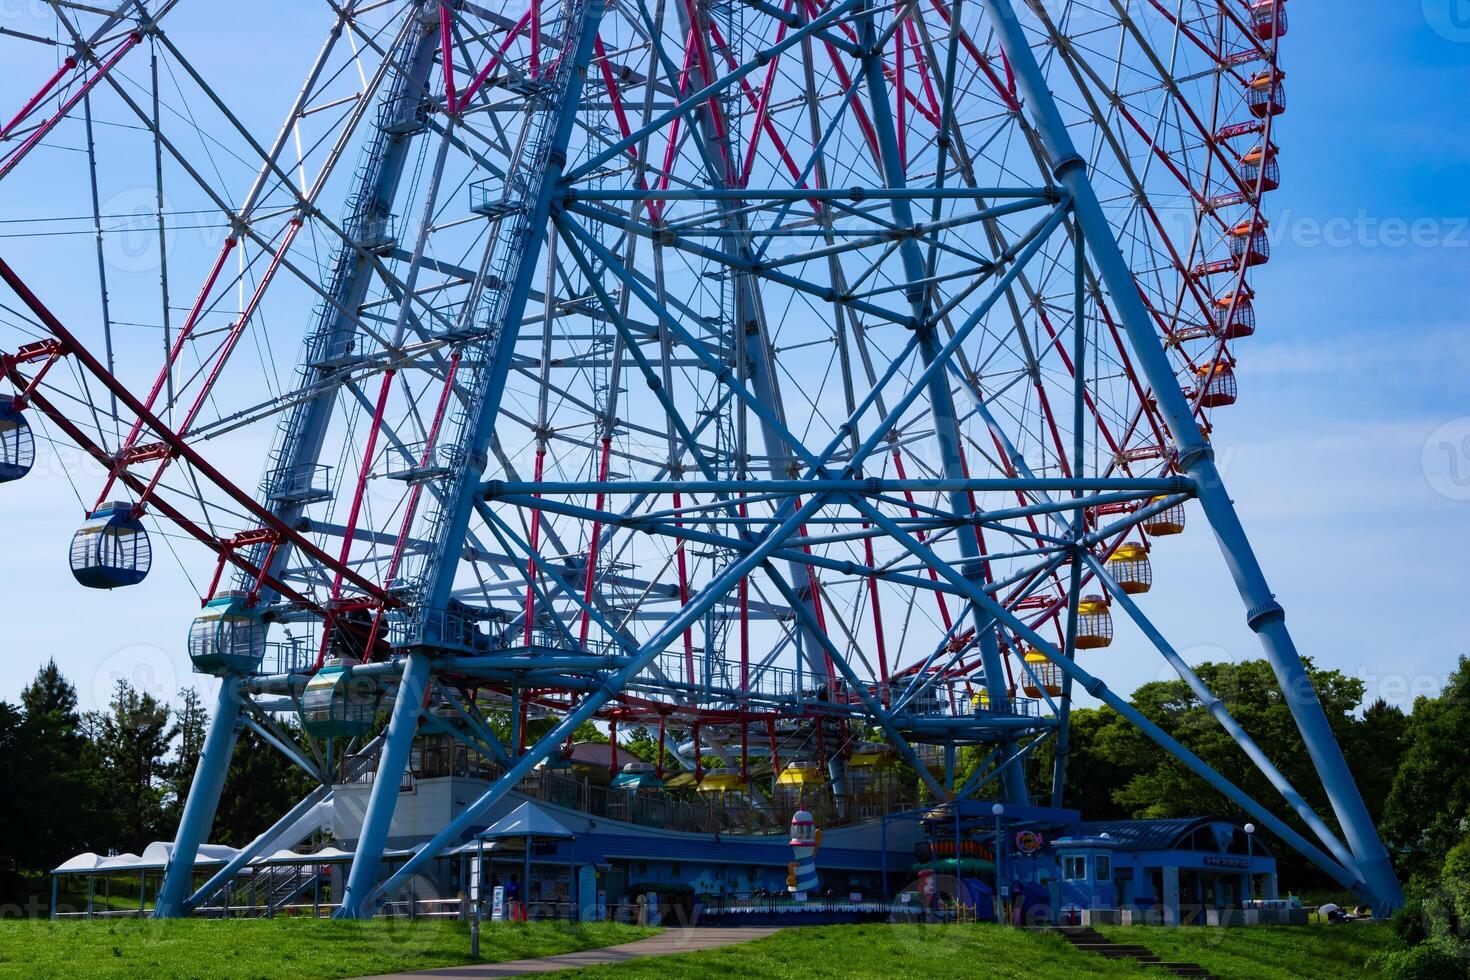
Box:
left=0, top=0, right=1401, bottom=916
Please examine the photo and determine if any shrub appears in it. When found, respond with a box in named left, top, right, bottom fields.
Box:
left=1369, top=944, right=1468, bottom=980
left=1396, top=896, right=1431, bottom=946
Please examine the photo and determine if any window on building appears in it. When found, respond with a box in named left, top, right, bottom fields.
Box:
left=1064, top=856, right=1087, bottom=880
left=1095, top=855, right=1112, bottom=881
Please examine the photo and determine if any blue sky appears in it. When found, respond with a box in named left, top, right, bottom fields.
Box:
left=0, top=2, right=1466, bottom=714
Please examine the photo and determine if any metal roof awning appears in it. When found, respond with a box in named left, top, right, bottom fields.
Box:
left=477, top=801, right=576, bottom=840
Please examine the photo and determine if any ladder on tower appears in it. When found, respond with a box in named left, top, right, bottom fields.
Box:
left=405, top=0, right=599, bottom=643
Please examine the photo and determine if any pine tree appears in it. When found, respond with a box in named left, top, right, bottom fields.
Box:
left=90, top=680, right=173, bottom=853
left=165, top=686, right=208, bottom=828
left=14, top=661, right=109, bottom=872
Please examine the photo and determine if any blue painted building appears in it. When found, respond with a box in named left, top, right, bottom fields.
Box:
left=1050, top=817, right=1278, bottom=924
left=326, top=775, right=1276, bottom=925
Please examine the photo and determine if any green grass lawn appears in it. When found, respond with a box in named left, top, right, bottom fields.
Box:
left=538, top=923, right=1155, bottom=979
left=536, top=922, right=1404, bottom=980
left=0, top=918, right=656, bottom=979
left=1097, top=923, right=1400, bottom=980
left=0, top=918, right=1402, bottom=980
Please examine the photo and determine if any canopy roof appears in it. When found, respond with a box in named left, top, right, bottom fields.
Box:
left=52, top=841, right=415, bottom=874
left=477, top=801, right=576, bottom=841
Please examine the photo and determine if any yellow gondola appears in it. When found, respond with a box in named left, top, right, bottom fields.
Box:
left=1106, top=542, right=1153, bottom=594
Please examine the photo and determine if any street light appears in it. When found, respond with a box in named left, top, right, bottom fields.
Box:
left=1243, top=823, right=1256, bottom=904
left=992, top=803, right=1005, bottom=926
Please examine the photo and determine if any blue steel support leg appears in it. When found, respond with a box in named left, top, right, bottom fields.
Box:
left=1052, top=225, right=1088, bottom=808
left=336, top=651, right=430, bottom=919
left=1086, top=554, right=1359, bottom=872
left=854, top=0, right=1025, bottom=803
left=154, top=679, right=243, bottom=917
left=852, top=496, right=1367, bottom=896
left=412, top=0, right=608, bottom=633
left=979, top=0, right=1401, bottom=912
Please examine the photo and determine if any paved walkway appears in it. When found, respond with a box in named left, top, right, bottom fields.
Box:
left=357, top=926, right=782, bottom=979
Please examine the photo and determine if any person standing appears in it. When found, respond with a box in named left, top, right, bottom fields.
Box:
left=506, top=873, right=524, bottom=921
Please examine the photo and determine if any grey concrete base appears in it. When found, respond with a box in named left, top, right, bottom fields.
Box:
left=1077, top=909, right=1120, bottom=926
left=1243, top=908, right=1308, bottom=926
left=356, top=926, right=782, bottom=978
left=1119, top=908, right=1163, bottom=926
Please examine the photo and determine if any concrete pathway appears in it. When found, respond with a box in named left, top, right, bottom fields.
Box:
left=357, top=926, right=782, bottom=979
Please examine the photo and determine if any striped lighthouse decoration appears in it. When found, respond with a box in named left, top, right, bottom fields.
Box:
left=787, top=808, right=820, bottom=894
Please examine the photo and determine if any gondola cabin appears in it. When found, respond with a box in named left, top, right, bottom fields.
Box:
left=849, top=742, right=895, bottom=768
left=0, top=395, right=34, bottom=483
left=1228, top=219, right=1270, bottom=267
left=1246, top=69, right=1286, bottom=118
left=1240, top=143, right=1280, bottom=193
left=610, top=761, right=663, bottom=791
left=188, top=591, right=267, bottom=676
left=69, top=502, right=151, bottom=589
left=1142, top=496, right=1187, bottom=536
left=302, top=657, right=380, bottom=739
left=1106, top=542, right=1153, bottom=594
left=1076, top=595, right=1114, bottom=649
left=776, top=762, right=824, bottom=787
left=1196, top=362, right=1239, bottom=408
left=1214, top=292, right=1256, bottom=340
left=1022, top=650, right=1063, bottom=698
left=1250, top=0, right=1287, bottom=40
left=697, top=768, right=748, bottom=794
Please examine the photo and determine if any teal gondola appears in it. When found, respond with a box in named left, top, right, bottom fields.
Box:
left=302, top=657, right=381, bottom=739
left=188, top=592, right=267, bottom=675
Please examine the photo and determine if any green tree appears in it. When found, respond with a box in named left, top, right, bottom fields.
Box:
left=619, top=725, right=665, bottom=765
left=1087, top=658, right=1368, bottom=827
left=165, top=686, right=209, bottom=826
left=213, top=724, right=317, bottom=847
left=12, top=661, right=109, bottom=872
left=1345, top=698, right=1409, bottom=826
left=0, top=700, right=23, bottom=892
left=1029, top=707, right=1135, bottom=818
left=91, top=680, right=174, bottom=853
left=1381, top=657, right=1470, bottom=883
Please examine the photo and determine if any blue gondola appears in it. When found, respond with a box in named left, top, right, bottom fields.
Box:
left=302, top=657, right=380, bottom=739
left=0, top=395, right=34, bottom=483
left=188, top=592, right=267, bottom=675
left=611, top=761, right=663, bottom=791
left=70, top=502, right=151, bottom=589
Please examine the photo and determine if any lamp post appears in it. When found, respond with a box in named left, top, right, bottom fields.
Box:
left=471, top=837, right=483, bottom=959
left=992, top=803, right=1005, bottom=925
left=1244, top=823, right=1256, bottom=905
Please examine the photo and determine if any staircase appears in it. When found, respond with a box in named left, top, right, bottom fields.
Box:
left=225, top=864, right=324, bottom=916
left=1051, top=926, right=1216, bottom=979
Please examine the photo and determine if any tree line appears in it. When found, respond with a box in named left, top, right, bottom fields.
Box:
left=2, top=653, right=1467, bottom=952
left=0, top=660, right=311, bottom=904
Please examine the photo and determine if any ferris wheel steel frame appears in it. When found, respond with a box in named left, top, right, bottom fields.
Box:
left=0, top=0, right=1402, bottom=919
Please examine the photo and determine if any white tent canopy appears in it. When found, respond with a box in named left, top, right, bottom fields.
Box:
left=50, top=841, right=417, bottom=875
